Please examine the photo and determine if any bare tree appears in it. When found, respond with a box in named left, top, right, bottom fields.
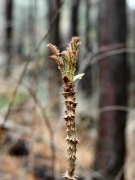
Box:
left=47, top=0, right=61, bottom=116
left=70, top=0, right=80, bottom=37
left=94, top=0, right=129, bottom=179
left=85, top=0, right=91, bottom=51
left=80, top=0, right=93, bottom=96
left=5, top=0, right=13, bottom=77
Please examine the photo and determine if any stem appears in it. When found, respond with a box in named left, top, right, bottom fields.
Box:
left=47, top=37, right=81, bottom=179
left=62, top=76, right=79, bottom=180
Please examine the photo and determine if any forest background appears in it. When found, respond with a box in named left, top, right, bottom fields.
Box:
left=0, top=0, right=135, bottom=180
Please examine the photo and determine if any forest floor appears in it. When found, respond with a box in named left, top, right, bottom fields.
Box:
left=0, top=63, right=95, bottom=180
left=0, top=59, right=135, bottom=180
left=0, top=99, right=95, bottom=180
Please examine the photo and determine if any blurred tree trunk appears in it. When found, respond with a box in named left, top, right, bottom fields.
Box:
left=132, top=10, right=135, bottom=74
left=5, top=0, right=13, bottom=78
left=48, top=0, right=61, bottom=116
left=94, top=0, right=128, bottom=180
left=134, top=10, right=135, bottom=48
left=70, top=0, right=80, bottom=37
left=81, top=0, right=92, bottom=96
left=28, top=0, right=35, bottom=50
left=85, top=0, right=91, bottom=51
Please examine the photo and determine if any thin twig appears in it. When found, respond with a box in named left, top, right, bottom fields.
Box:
left=22, top=82, right=53, bottom=135
left=97, top=105, right=133, bottom=114
left=113, top=165, right=124, bottom=180
left=22, top=82, right=56, bottom=179
left=89, top=48, right=135, bottom=66
left=76, top=47, right=135, bottom=89
left=28, top=0, right=38, bottom=173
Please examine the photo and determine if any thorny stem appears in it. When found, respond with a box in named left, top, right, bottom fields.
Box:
left=47, top=37, right=81, bottom=180
left=62, top=76, right=79, bottom=180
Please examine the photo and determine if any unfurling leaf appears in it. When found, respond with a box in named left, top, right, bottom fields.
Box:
left=73, top=73, right=85, bottom=81
left=47, top=43, right=60, bottom=56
